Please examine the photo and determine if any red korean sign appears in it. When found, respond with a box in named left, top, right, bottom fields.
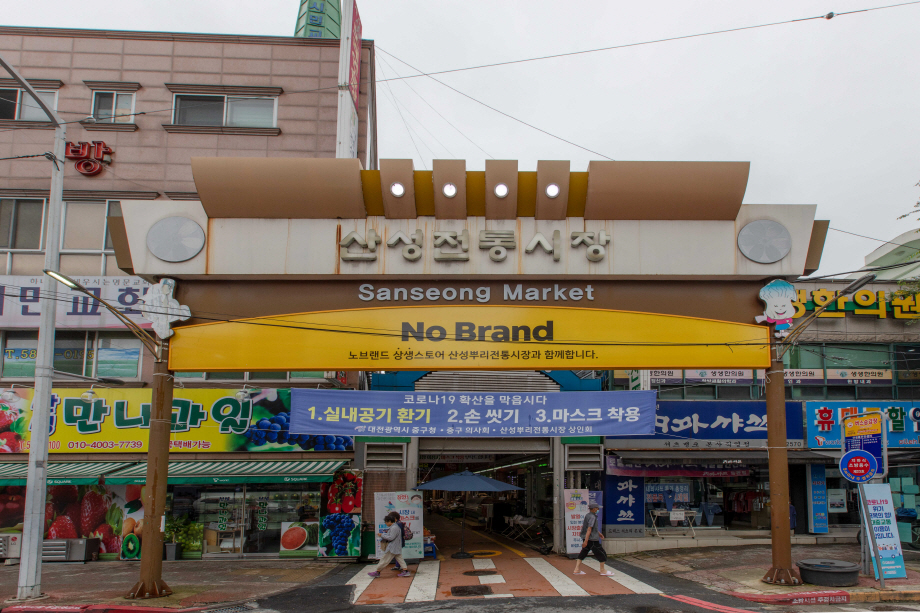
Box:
left=348, top=2, right=362, bottom=111
left=65, top=141, right=113, bottom=176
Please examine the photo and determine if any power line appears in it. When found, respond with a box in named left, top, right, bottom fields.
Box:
left=828, top=227, right=918, bottom=250
left=378, top=47, right=615, bottom=161
left=376, top=58, right=428, bottom=170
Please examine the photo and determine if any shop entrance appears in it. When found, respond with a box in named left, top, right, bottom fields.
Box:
left=169, top=484, right=322, bottom=559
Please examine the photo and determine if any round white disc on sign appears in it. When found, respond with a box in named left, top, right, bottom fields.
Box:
left=737, top=219, right=792, bottom=264
left=146, top=216, right=206, bottom=263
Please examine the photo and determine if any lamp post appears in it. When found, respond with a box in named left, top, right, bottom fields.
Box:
left=0, top=53, right=68, bottom=603
left=44, top=271, right=189, bottom=599
left=762, top=273, right=876, bottom=585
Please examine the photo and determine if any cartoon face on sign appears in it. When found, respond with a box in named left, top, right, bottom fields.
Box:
left=755, top=279, right=797, bottom=338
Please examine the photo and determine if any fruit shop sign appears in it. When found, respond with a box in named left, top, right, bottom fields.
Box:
left=0, top=388, right=354, bottom=454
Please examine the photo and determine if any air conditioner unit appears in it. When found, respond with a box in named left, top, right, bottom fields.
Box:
left=365, top=442, right=407, bottom=470
left=0, top=534, right=22, bottom=559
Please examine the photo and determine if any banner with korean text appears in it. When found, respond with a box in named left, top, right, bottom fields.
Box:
left=806, top=402, right=920, bottom=450
left=289, top=389, right=656, bottom=437
left=0, top=388, right=353, bottom=454
left=0, top=276, right=151, bottom=329
left=605, top=475, right=645, bottom=538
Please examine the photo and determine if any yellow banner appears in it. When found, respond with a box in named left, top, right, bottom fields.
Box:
left=169, top=306, right=771, bottom=371
left=843, top=413, right=883, bottom=438
left=0, top=388, right=352, bottom=455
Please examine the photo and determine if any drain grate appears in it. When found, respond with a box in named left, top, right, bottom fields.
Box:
left=463, top=570, right=497, bottom=576
left=451, top=585, right=494, bottom=597
left=204, top=605, right=256, bottom=613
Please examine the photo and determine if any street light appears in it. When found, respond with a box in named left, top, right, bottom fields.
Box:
left=762, top=272, right=877, bottom=585
left=44, top=269, right=184, bottom=599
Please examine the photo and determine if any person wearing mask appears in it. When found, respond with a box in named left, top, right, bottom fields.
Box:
left=573, top=501, right=613, bottom=576
left=368, top=512, right=410, bottom=578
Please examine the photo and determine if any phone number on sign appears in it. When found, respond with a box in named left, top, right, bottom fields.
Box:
left=66, top=440, right=143, bottom=450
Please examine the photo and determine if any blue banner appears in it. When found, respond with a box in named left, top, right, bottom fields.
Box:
left=605, top=475, right=645, bottom=537
left=807, top=464, right=829, bottom=533
left=289, top=389, right=656, bottom=437
left=806, top=401, right=920, bottom=449
left=605, top=401, right=804, bottom=449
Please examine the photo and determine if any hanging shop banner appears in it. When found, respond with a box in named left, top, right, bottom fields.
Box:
left=807, top=402, right=919, bottom=449
left=0, top=388, right=354, bottom=455
left=169, top=305, right=771, bottom=372
left=861, top=483, right=907, bottom=579
left=290, top=389, right=656, bottom=437
left=604, top=475, right=645, bottom=538
left=842, top=412, right=886, bottom=478
left=606, top=457, right=750, bottom=478
left=372, top=491, right=424, bottom=560
left=0, top=276, right=151, bottom=329
left=645, top=483, right=690, bottom=508
left=806, top=464, right=829, bottom=534
left=604, top=401, right=804, bottom=450
left=563, top=489, right=590, bottom=554
left=318, top=469, right=362, bottom=558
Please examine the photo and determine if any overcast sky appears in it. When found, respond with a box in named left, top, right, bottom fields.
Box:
left=6, top=0, right=919, bottom=278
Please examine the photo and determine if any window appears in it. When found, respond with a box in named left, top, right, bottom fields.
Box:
left=173, top=94, right=276, bottom=128
left=0, top=199, right=44, bottom=250
left=0, top=89, right=56, bottom=121
left=1, top=331, right=142, bottom=380
left=59, top=201, right=123, bottom=276
left=92, top=91, right=134, bottom=123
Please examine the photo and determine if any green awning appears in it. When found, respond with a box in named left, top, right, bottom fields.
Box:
left=0, top=462, right=136, bottom=486
left=105, top=460, right=347, bottom=485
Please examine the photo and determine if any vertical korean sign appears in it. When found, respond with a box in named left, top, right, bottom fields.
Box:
left=563, top=489, right=589, bottom=554
left=806, top=464, right=829, bottom=534
left=842, top=413, right=886, bottom=479
left=335, top=0, right=361, bottom=158
left=605, top=475, right=645, bottom=537
left=861, top=484, right=907, bottom=579
left=372, top=491, right=424, bottom=560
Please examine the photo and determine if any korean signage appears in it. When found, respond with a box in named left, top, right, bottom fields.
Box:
left=347, top=1, right=361, bottom=112
left=341, top=229, right=613, bottom=265
left=806, top=402, right=920, bottom=449
left=645, top=483, right=690, bottom=506
left=842, top=412, right=885, bottom=479
left=0, top=388, right=354, bottom=454
left=861, top=484, right=907, bottom=579
left=0, top=276, right=150, bottom=329
left=616, top=369, right=892, bottom=386
left=604, top=475, right=644, bottom=538
left=606, top=457, right=750, bottom=478
left=65, top=141, right=113, bottom=176
left=806, top=464, right=829, bottom=534
left=604, top=401, right=804, bottom=450
left=373, top=491, right=423, bottom=560
left=792, top=286, right=917, bottom=320
left=290, top=389, right=656, bottom=438
left=563, top=489, right=590, bottom=554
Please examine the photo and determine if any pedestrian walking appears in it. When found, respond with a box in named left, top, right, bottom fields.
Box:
left=573, top=501, right=613, bottom=576
left=368, top=513, right=411, bottom=578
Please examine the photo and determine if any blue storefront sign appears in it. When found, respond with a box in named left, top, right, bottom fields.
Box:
left=605, top=475, right=645, bottom=537
left=806, top=464, right=829, bottom=533
left=806, top=402, right=920, bottom=449
left=290, top=389, right=656, bottom=437
left=605, top=401, right=804, bottom=449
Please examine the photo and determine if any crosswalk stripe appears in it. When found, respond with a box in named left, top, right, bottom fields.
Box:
left=524, top=558, right=591, bottom=596
left=405, top=560, right=440, bottom=603
left=484, top=594, right=514, bottom=598
left=345, top=564, right=379, bottom=603
left=472, top=558, right=496, bottom=570
left=580, top=558, right=662, bottom=594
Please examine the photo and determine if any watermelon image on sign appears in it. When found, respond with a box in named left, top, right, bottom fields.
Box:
left=281, top=525, right=307, bottom=550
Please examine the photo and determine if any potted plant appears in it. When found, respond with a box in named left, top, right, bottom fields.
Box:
left=163, top=515, right=183, bottom=561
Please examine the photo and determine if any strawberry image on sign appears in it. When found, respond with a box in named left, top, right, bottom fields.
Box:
left=49, top=485, right=79, bottom=509
left=0, top=431, right=20, bottom=453
left=80, top=488, right=109, bottom=537
left=47, top=515, right=78, bottom=539
left=0, top=403, right=19, bottom=432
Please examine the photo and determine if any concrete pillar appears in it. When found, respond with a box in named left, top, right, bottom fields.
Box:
left=552, top=438, right=565, bottom=553
left=406, top=437, right=419, bottom=491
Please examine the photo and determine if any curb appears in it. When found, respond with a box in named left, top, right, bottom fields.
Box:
left=727, top=589, right=920, bottom=605
left=2, top=605, right=210, bottom=613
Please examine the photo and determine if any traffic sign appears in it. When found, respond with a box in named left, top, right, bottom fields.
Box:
left=842, top=412, right=886, bottom=479
left=840, top=449, right=878, bottom=483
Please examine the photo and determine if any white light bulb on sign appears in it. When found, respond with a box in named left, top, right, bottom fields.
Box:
left=545, top=183, right=560, bottom=199
left=80, top=389, right=97, bottom=402
left=390, top=182, right=405, bottom=198
left=0, top=389, right=19, bottom=402
left=494, top=183, right=509, bottom=199
left=235, top=389, right=250, bottom=402
left=442, top=183, right=457, bottom=198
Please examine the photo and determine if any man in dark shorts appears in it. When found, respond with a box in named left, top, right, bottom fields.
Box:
left=573, top=501, right=613, bottom=575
